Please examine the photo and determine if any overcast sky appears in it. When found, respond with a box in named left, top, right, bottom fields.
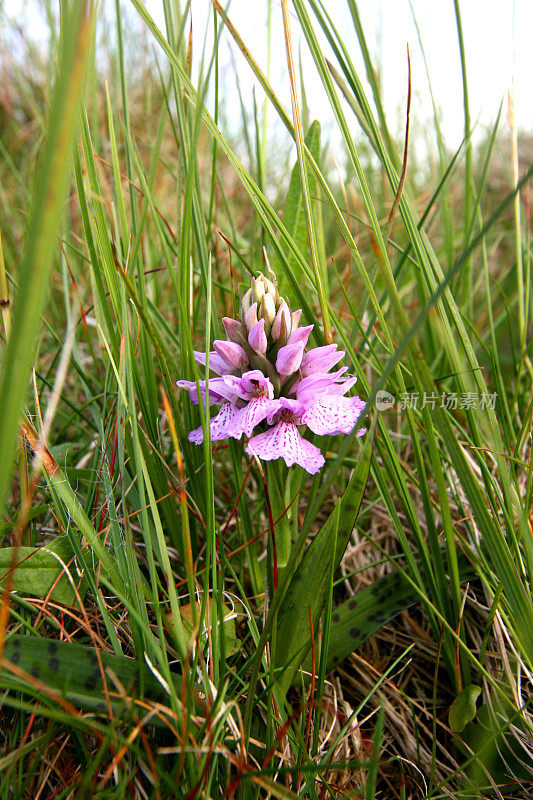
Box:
left=3, top=1, right=531, bottom=150
left=145, top=0, right=532, bottom=148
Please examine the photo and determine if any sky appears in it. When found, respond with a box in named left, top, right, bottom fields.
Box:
left=3, top=0, right=531, bottom=151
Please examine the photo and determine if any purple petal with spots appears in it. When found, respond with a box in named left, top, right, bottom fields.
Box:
left=275, top=396, right=305, bottom=421
left=213, top=340, right=249, bottom=370
left=300, top=345, right=344, bottom=377
left=264, top=396, right=304, bottom=426
left=301, top=395, right=366, bottom=436
left=276, top=341, right=305, bottom=376
left=188, top=401, right=240, bottom=444
left=193, top=350, right=233, bottom=376
left=229, top=397, right=282, bottom=439
left=248, top=319, right=268, bottom=354
left=246, top=420, right=325, bottom=474
left=213, top=375, right=250, bottom=402
left=295, top=370, right=357, bottom=402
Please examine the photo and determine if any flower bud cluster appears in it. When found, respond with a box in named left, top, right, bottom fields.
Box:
left=240, top=272, right=293, bottom=345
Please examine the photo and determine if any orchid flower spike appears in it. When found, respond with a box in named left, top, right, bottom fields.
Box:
left=177, top=270, right=365, bottom=473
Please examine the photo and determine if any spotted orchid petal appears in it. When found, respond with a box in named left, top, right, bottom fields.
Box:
left=176, top=378, right=226, bottom=405
left=193, top=350, right=233, bottom=376
left=269, top=397, right=304, bottom=424
left=229, top=397, right=282, bottom=439
left=246, top=420, right=325, bottom=474
left=238, top=370, right=274, bottom=398
left=295, top=370, right=357, bottom=402
left=301, top=395, right=366, bottom=436
left=188, top=401, right=241, bottom=444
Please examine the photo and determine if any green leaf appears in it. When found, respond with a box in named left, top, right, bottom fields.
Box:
left=0, top=538, right=83, bottom=605
left=319, top=558, right=476, bottom=675
left=283, top=120, right=321, bottom=241
left=1, top=635, right=171, bottom=714
left=170, top=599, right=241, bottom=659
left=274, top=420, right=374, bottom=694
left=449, top=684, right=482, bottom=733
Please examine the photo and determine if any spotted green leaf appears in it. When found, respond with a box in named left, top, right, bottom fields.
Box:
left=1, top=635, right=171, bottom=715
left=317, top=558, right=476, bottom=675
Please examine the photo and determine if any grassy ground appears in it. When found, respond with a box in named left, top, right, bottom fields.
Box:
left=0, top=1, right=532, bottom=797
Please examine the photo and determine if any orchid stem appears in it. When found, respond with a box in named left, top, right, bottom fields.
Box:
left=267, top=461, right=292, bottom=568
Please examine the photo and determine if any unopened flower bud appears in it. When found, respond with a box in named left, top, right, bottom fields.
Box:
left=244, top=302, right=258, bottom=333
left=263, top=276, right=277, bottom=298
left=214, top=340, right=249, bottom=370
left=248, top=319, right=268, bottom=354
left=260, top=294, right=276, bottom=333
left=276, top=341, right=305, bottom=376
left=240, top=288, right=253, bottom=317
left=271, top=300, right=291, bottom=341
left=222, top=316, right=242, bottom=343
left=288, top=324, right=313, bottom=347
left=252, top=276, right=266, bottom=302
left=291, top=309, right=302, bottom=332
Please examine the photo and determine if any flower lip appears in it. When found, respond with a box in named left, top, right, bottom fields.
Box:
left=246, top=418, right=325, bottom=474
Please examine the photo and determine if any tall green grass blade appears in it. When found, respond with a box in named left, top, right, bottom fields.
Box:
left=0, top=0, right=92, bottom=517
